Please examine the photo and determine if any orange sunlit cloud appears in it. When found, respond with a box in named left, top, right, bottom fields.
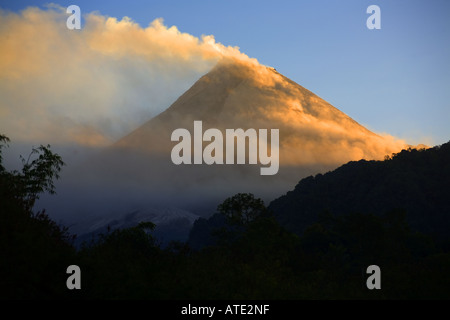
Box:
left=0, top=6, right=251, bottom=146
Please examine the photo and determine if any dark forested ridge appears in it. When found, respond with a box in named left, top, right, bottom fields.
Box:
left=2, top=135, right=450, bottom=300
left=269, top=141, right=450, bottom=240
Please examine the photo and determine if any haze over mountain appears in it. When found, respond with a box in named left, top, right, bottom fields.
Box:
left=41, top=57, right=408, bottom=231
left=74, top=207, right=200, bottom=248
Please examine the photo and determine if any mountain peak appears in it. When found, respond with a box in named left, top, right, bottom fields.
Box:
left=79, top=58, right=409, bottom=213
left=116, top=58, right=406, bottom=166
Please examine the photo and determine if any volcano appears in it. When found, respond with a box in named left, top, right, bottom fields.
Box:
left=115, top=58, right=405, bottom=166
left=53, top=58, right=407, bottom=222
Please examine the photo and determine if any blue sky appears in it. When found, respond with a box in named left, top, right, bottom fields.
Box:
left=2, top=0, right=449, bottom=145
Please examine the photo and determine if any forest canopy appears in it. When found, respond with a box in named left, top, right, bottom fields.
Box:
left=1, top=135, right=449, bottom=299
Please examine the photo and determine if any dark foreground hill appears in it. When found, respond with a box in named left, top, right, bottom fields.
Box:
left=269, top=141, right=450, bottom=240
left=189, top=141, right=450, bottom=249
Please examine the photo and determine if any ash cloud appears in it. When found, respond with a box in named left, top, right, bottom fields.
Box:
left=0, top=5, right=250, bottom=147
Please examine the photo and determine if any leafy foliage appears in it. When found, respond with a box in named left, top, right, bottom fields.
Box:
left=18, top=144, right=65, bottom=211
left=218, top=193, right=269, bottom=225
left=0, top=134, right=10, bottom=172
left=0, top=135, right=73, bottom=299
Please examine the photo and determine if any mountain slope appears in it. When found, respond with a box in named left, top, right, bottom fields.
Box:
left=91, top=57, right=407, bottom=211
left=75, top=207, right=200, bottom=247
left=268, top=141, right=450, bottom=239
left=115, top=58, right=405, bottom=166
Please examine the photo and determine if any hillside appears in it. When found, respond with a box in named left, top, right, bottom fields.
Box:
left=269, top=141, right=450, bottom=239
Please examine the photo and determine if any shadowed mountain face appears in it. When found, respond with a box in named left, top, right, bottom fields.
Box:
left=44, top=58, right=407, bottom=228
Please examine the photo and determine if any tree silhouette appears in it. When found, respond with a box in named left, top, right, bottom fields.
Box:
left=218, top=193, right=269, bottom=225
left=0, top=134, right=73, bottom=299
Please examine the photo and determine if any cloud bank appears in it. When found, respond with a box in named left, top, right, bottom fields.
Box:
left=0, top=5, right=251, bottom=146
